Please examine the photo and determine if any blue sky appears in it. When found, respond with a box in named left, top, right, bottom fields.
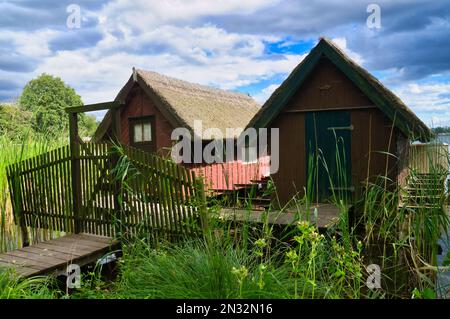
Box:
left=1, top=0, right=450, bottom=126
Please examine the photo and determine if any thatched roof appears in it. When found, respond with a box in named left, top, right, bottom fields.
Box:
left=248, top=38, right=431, bottom=142
left=93, top=69, right=260, bottom=141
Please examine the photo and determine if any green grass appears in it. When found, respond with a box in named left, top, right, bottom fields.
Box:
left=72, top=226, right=366, bottom=299
left=0, top=133, right=65, bottom=252
left=0, top=136, right=448, bottom=299
left=0, top=268, right=55, bottom=299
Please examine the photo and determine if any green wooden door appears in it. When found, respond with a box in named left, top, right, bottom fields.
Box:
left=306, top=111, right=352, bottom=202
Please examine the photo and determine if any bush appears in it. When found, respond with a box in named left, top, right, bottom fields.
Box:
left=0, top=104, right=32, bottom=140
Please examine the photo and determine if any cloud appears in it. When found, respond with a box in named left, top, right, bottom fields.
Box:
left=394, top=81, right=450, bottom=112
left=0, top=79, right=21, bottom=91
left=0, top=0, right=449, bottom=127
left=0, top=0, right=104, bottom=30
left=253, top=83, right=281, bottom=104
left=49, top=28, right=104, bottom=51
left=330, top=37, right=364, bottom=65
left=33, top=24, right=304, bottom=104
left=0, top=53, right=39, bottom=73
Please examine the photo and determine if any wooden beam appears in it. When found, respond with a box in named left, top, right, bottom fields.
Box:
left=283, top=105, right=377, bottom=113
left=69, top=113, right=82, bottom=233
left=65, top=101, right=124, bottom=114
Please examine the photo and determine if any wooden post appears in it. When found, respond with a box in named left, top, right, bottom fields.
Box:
left=109, top=107, right=123, bottom=237
left=6, top=165, right=29, bottom=247
left=195, top=177, right=210, bottom=240
left=69, top=112, right=82, bottom=234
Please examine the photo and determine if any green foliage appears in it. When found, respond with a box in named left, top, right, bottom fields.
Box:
left=81, top=113, right=99, bottom=138
left=0, top=133, right=447, bottom=299
left=0, top=135, right=66, bottom=252
left=412, top=287, right=437, bottom=299
left=0, top=269, right=55, bottom=299
left=432, top=126, right=450, bottom=135
left=18, top=73, right=97, bottom=138
left=0, top=104, right=32, bottom=140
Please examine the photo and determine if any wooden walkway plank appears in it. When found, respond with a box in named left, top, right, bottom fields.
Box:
left=30, top=242, right=87, bottom=257
left=46, top=236, right=113, bottom=250
left=218, top=203, right=343, bottom=228
left=18, top=246, right=79, bottom=261
left=0, top=261, right=39, bottom=277
left=0, top=233, right=120, bottom=278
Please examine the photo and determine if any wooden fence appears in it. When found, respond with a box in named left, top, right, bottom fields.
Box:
left=6, top=143, right=206, bottom=243
left=408, top=143, right=449, bottom=174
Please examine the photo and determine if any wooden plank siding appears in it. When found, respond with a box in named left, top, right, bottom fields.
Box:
left=268, top=57, right=404, bottom=205
left=351, top=109, right=399, bottom=196
left=270, top=113, right=306, bottom=205
left=284, top=58, right=373, bottom=112
left=187, top=156, right=271, bottom=191
left=118, top=85, right=174, bottom=154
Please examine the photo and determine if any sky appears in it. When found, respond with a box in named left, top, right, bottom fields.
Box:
left=0, top=0, right=450, bottom=126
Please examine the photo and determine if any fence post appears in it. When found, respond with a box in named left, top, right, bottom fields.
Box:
left=109, top=107, right=123, bottom=237
left=195, top=177, right=210, bottom=240
left=69, top=112, right=82, bottom=234
left=6, top=165, right=29, bottom=247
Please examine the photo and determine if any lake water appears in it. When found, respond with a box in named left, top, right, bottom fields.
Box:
left=436, top=134, right=449, bottom=298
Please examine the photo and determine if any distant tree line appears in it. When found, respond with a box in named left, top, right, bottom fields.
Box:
left=432, top=126, right=450, bottom=135
left=0, top=74, right=98, bottom=140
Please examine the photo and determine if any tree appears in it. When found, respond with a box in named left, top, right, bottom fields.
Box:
left=432, top=126, right=450, bottom=135
left=0, top=103, right=32, bottom=139
left=18, top=73, right=96, bottom=138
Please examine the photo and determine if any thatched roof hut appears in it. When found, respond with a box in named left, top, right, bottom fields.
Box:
left=94, top=69, right=260, bottom=141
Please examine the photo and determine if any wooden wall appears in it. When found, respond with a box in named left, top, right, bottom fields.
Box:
left=117, top=85, right=268, bottom=192
left=119, top=85, right=174, bottom=154
left=270, top=57, right=402, bottom=205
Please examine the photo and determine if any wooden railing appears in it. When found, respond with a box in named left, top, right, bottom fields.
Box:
left=408, top=143, right=449, bottom=174
left=6, top=143, right=206, bottom=243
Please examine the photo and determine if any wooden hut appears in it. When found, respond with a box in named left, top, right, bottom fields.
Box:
left=93, top=69, right=270, bottom=191
left=248, top=38, right=432, bottom=205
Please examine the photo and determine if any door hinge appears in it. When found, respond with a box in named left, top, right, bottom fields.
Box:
left=327, top=125, right=354, bottom=131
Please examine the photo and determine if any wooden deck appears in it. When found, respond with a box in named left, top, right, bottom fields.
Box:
left=219, top=203, right=344, bottom=228
left=0, top=233, right=119, bottom=278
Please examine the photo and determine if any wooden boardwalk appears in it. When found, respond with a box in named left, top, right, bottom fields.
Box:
left=219, top=203, right=344, bottom=228
left=0, top=234, right=119, bottom=278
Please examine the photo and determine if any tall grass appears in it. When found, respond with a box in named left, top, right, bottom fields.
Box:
left=0, top=269, right=55, bottom=299
left=0, top=133, right=65, bottom=252
left=0, top=135, right=448, bottom=299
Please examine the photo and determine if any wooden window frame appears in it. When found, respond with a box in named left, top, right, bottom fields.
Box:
left=129, top=116, right=156, bottom=152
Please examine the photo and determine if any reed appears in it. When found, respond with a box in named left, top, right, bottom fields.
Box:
left=0, top=133, right=65, bottom=252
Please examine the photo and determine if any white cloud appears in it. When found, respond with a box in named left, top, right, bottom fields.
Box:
left=331, top=37, right=364, bottom=65
left=32, top=21, right=304, bottom=105
left=100, top=0, right=279, bottom=29
left=391, top=80, right=450, bottom=127
left=253, top=83, right=281, bottom=104
left=394, top=82, right=450, bottom=112
left=1, top=0, right=449, bottom=129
